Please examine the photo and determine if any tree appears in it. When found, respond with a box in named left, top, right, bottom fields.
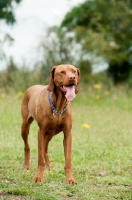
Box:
left=0, top=0, right=22, bottom=63
left=61, top=0, right=132, bottom=84
left=36, top=26, right=92, bottom=82
left=0, top=0, right=22, bottom=24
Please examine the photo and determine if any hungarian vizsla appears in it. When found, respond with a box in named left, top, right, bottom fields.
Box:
left=21, top=64, right=80, bottom=184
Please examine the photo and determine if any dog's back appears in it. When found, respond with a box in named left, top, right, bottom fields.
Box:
left=21, top=85, right=46, bottom=120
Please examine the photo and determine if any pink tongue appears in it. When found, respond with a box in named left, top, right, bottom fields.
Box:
left=63, top=85, right=76, bottom=101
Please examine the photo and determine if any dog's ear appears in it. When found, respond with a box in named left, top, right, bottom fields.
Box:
left=77, top=68, right=80, bottom=84
left=75, top=68, right=80, bottom=94
left=47, top=67, right=56, bottom=92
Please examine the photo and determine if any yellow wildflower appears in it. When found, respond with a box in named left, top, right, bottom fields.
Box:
left=95, top=95, right=100, bottom=99
left=94, top=84, right=101, bottom=89
left=17, top=91, right=24, bottom=97
left=82, top=124, right=90, bottom=129
left=1, top=93, right=6, bottom=98
left=27, top=170, right=30, bottom=173
left=89, top=175, right=98, bottom=180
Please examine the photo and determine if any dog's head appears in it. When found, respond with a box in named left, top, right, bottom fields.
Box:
left=47, top=64, right=80, bottom=101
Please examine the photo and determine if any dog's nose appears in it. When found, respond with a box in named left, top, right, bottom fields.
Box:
left=69, top=75, right=75, bottom=81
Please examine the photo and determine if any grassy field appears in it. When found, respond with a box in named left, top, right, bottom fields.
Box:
left=0, top=85, right=132, bottom=200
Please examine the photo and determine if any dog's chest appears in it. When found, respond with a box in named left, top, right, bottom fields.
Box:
left=45, top=123, right=63, bottom=136
left=45, top=115, right=69, bottom=135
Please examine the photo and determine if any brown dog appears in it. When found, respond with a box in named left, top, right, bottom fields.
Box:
left=21, top=64, right=80, bottom=184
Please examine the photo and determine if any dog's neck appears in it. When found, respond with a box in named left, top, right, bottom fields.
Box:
left=50, top=86, right=68, bottom=112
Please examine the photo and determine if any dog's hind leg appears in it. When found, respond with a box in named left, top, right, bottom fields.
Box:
left=21, top=115, right=33, bottom=170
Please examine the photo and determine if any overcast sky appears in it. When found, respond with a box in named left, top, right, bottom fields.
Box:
left=0, top=0, right=84, bottom=69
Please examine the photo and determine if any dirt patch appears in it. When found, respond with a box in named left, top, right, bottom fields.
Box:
left=0, top=193, right=27, bottom=200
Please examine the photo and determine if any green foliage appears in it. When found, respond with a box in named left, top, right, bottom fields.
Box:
left=0, top=34, right=14, bottom=60
left=0, top=0, right=22, bottom=65
left=2, top=56, right=132, bottom=92
left=0, top=58, right=44, bottom=92
left=61, top=0, right=132, bottom=84
left=37, top=26, right=92, bottom=77
left=0, top=0, right=22, bottom=24
left=39, top=26, right=79, bottom=66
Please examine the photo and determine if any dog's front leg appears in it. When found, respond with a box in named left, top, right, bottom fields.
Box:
left=44, top=135, right=53, bottom=169
left=33, top=129, right=45, bottom=182
left=63, top=132, right=76, bottom=184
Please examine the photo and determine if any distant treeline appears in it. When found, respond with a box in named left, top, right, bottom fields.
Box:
left=1, top=57, right=132, bottom=93
left=1, top=0, right=132, bottom=91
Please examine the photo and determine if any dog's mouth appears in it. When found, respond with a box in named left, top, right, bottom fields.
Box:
left=59, top=84, right=76, bottom=101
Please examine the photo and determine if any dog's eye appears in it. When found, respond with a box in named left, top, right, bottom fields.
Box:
left=73, top=70, right=76, bottom=73
left=60, top=71, right=65, bottom=74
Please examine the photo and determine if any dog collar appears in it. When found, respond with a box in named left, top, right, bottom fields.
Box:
left=47, top=92, right=68, bottom=115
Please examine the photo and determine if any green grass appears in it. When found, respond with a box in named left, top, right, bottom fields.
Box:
left=0, top=86, right=132, bottom=200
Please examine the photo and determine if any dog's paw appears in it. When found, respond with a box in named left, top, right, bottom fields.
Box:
left=22, top=164, right=30, bottom=170
left=45, top=163, right=53, bottom=170
left=67, top=178, right=77, bottom=185
left=33, top=176, right=43, bottom=183
left=68, top=180, right=77, bottom=185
